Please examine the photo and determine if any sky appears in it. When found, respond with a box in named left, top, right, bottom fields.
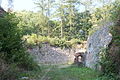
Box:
left=1, top=0, right=38, bottom=12
left=1, top=0, right=86, bottom=12
left=1, top=0, right=115, bottom=12
left=13, top=0, right=85, bottom=12
left=13, top=0, right=38, bottom=11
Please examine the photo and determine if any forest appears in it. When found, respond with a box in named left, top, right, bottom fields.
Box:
left=0, top=0, right=120, bottom=80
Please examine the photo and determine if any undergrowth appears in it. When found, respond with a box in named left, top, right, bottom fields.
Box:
left=22, top=34, right=82, bottom=49
left=0, top=12, right=40, bottom=80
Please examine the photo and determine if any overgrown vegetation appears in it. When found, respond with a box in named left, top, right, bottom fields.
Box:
left=22, top=33, right=82, bottom=49
left=14, top=1, right=93, bottom=49
left=0, top=0, right=120, bottom=80
left=96, top=0, right=120, bottom=79
left=46, top=66, right=100, bottom=80
left=15, top=9, right=92, bottom=41
left=0, top=13, right=40, bottom=80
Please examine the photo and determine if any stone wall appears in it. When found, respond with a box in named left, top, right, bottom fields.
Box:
left=28, top=44, right=75, bottom=65
left=28, top=43, right=86, bottom=65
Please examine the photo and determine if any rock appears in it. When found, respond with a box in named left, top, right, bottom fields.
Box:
left=85, top=24, right=112, bottom=69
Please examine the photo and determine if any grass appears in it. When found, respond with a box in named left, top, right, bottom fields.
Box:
left=17, top=65, right=54, bottom=80
left=46, top=65, right=100, bottom=80
left=0, top=63, right=114, bottom=80
left=17, top=65, right=113, bottom=80
left=11, top=65, right=114, bottom=80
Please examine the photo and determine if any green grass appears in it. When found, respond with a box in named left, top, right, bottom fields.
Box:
left=17, top=65, right=54, bottom=80
left=46, top=66, right=100, bottom=80
left=17, top=65, right=113, bottom=80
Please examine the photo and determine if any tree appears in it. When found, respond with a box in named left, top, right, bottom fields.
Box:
left=0, top=12, right=38, bottom=70
left=29, top=0, right=93, bottom=40
left=16, top=11, right=57, bottom=37
left=53, top=0, right=66, bottom=38
left=34, top=0, right=47, bottom=15
left=63, top=0, right=79, bottom=39
left=35, top=0, right=55, bottom=36
left=75, top=11, right=92, bottom=40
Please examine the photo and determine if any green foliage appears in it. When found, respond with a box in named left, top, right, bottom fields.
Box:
left=16, top=11, right=50, bottom=35
left=46, top=66, right=100, bottom=80
left=23, top=34, right=82, bottom=49
left=15, top=0, right=92, bottom=40
left=73, top=11, right=92, bottom=40
left=110, top=0, right=120, bottom=21
left=84, top=0, right=120, bottom=79
left=53, top=0, right=92, bottom=40
left=99, top=48, right=116, bottom=75
left=0, top=13, right=39, bottom=70
left=88, top=4, right=113, bottom=35
left=89, top=0, right=120, bottom=35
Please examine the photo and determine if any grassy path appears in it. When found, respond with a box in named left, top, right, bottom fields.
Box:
left=38, top=65, right=100, bottom=80
left=19, top=64, right=109, bottom=80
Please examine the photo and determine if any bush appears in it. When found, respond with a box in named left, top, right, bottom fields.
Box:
left=0, top=13, right=38, bottom=70
left=88, top=1, right=120, bottom=79
left=23, top=34, right=82, bottom=49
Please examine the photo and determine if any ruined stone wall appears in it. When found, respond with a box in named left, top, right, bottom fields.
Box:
left=28, top=44, right=75, bottom=64
left=28, top=43, right=86, bottom=65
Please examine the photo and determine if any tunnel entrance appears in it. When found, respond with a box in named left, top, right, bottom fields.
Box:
left=74, top=52, right=85, bottom=66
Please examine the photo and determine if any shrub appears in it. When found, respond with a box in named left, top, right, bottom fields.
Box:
left=23, top=34, right=82, bottom=49
left=0, top=13, right=38, bottom=71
